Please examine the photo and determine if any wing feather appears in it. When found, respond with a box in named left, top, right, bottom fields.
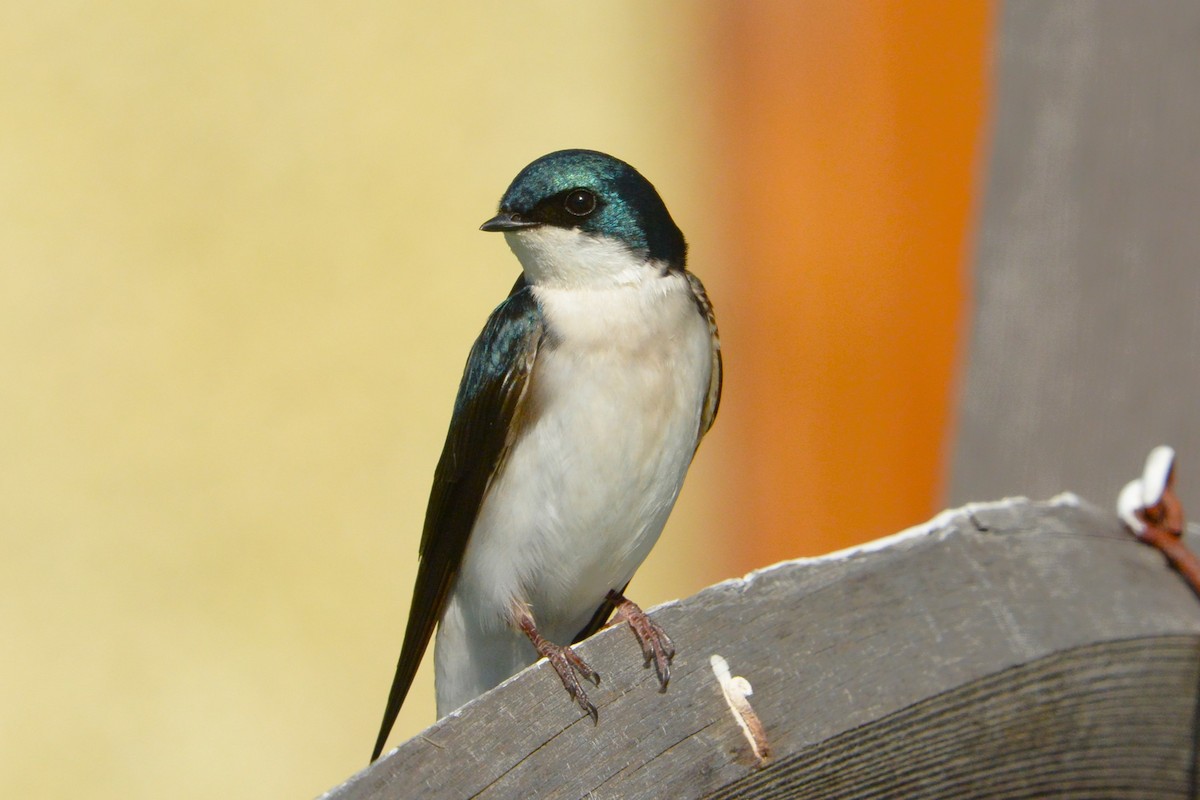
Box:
left=371, top=275, right=542, bottom=761
left=685, top=270, right=722, bottom=438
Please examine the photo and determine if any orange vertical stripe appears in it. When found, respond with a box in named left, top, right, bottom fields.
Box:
left=711, top=2, right=992, bottom=570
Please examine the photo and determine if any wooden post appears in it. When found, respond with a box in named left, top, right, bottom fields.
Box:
left=951, top=1, right=1200, bottom=506
left=322, top=497, right=1200, bottom=798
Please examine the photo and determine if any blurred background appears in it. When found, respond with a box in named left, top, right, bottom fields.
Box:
left=4, top=2, right=1196, bottom=798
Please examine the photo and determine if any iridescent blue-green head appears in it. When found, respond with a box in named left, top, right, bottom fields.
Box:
left=481, top=150, right=686, bottom=287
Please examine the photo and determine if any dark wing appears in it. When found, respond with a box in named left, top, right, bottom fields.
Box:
left=571, top=581, right=630, bottom=644
left=371, top=275, right=543, bottom=761
left=685, top=270, right=722, bottom=440
left=571, top=270, right=722, bottom=644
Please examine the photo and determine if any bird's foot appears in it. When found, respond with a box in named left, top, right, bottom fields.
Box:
left=518, top=615, right=600, bottom=723
left=606, top=590, right=675, bottom=691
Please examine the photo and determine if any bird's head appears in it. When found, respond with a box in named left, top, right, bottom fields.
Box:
left=480, top=149, right=686, bottom=288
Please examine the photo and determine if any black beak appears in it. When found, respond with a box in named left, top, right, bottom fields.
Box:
left=479, top=211, right=540, bottom=233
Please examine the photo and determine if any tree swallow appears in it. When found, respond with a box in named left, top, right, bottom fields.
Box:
left=371, top=149, right=722, bottom=761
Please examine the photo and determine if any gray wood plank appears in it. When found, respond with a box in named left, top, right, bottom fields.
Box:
left=322, top=497, right=1200, bottom=799
left=950, top=1, right=1200, bottom=507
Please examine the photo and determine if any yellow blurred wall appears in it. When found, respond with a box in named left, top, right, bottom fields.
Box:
left=0, top=3, right=729, bottom=797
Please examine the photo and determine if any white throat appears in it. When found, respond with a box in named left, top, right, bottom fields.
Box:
left=504, top=226, right=661, bottom=289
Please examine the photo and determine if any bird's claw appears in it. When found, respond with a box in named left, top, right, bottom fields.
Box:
left=607, top=590, right=675, bottom=691
left=545, top=645, right=600, bottom=723
left=519, top=614, right=601, bottom=723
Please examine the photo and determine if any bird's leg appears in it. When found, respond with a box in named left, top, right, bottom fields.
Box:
left=605, top=590, right=675, bottom=691
left=516, top=612, right=600, bottom=723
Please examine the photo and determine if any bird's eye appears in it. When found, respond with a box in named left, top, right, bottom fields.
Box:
left=564, top=189, right=596, bottom=217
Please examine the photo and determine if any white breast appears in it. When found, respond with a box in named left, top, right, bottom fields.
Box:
left=461, top=272, right=711, bottom=637
left=433, top=229, right=714, bottom=716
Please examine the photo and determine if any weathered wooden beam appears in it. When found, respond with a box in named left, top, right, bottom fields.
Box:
left=323, top=497, right=1200, bottom=799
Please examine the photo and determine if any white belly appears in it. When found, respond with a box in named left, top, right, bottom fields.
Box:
left=433, top=272, right=712, bottom=715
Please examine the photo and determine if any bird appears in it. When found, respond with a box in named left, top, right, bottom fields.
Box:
left=371, top=149, right=722, bottom=761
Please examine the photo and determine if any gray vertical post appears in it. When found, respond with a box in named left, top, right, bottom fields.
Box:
left=950, top=2, right=1200, bottom=506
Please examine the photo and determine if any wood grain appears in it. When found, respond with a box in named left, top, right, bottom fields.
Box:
left=322, top=497, right=1200, bottom=799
